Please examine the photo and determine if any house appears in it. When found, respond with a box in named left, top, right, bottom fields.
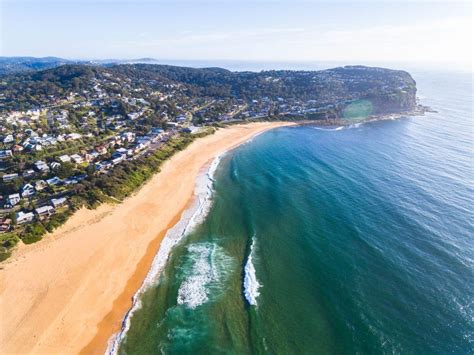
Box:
left=46, top=176, right=62, bottom=186
left=135, top=137, right=151, bottom=150
left=50, top=162, right=61, bottom=170
left=127, top=112, right=141, bottom=120
left=65, top=133, right=82, bottom=140
left=63, top=177, right=78, bottom=185
left=0, top=218, right=12, bottom=233
left=22, top=169, right=35, bottom=178
left=51, top=197, right=67, bottom=208
left=21, top=184, right=35, bottom=198
left=3, top=134, right=14, bottom=144
left=2, top=173, right=19, bottom=182
left=95, top=161, right=112, bottom=172
left=34, top=180, right=47, bottom=191
left=16, top=211, right=35, bottom=224
left=85, top=151, right=99, bottom=162
left=12, top=145, right=24, bottom=153
left=95, top=145, right=108, bottom=155
left=35, top=205, right=55, bottom=217
left=34, top=160, right=50, bottom=173
left=150, top=127, right=164, bottom=135
left=115, top=148, right=128, bottom=155
left=58, top=154, right=71, bottom=163
left=0, top=150, right=13, bottom=160
left=111, top=156, right=125, bottom=165
left=120, top=131, right=135, bottom=142
left=7, top=193, right=21, bottom=206
left=70, top=154, right=84, bottom=164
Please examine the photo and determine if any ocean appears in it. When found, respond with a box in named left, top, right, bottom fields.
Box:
left=115, top=68, right=473, bottom=354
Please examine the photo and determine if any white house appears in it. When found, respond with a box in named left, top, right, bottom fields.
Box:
left=0, top=150, right=13, bottom=160
left=16, top=211, right=35, bottom=224
left=35, top=205, right=55, bottom=217
left=46, top=176, right=62, bottom=186
left=70, top=154, right=83, bottom=164
left=3, top=135, right=14, bottom=144
left=3, top=173, right=19, bottom=182
left=51, top=197, right=67, bottom=208
left=8, top=193, right=21, bottom=206
left=21, top=184, right=35, bottom=198
left=58, top=154, right=71, bottom=163
left=34, top=160, right=50, bottom=173
left=22, top=169, right=35, bottom=178
left=50, top=162, right=61, bottom=170
left=34, top=180, right=47, bottom=191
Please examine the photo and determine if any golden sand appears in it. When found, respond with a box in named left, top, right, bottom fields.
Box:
left=0, top=122, right=292, bottom=354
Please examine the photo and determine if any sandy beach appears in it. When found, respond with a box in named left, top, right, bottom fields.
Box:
left=0, top=122, right=292, bottom=355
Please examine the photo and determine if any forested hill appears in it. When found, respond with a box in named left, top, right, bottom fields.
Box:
left=0, top=63, right=418, bottom=119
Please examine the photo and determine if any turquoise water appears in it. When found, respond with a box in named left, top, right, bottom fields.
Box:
left=118, top=70, right=473, bottom=354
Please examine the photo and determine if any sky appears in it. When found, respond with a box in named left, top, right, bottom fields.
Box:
left=0, top=0, right=472, bottom=70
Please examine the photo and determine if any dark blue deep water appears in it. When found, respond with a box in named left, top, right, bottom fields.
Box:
left=120, top=70, right=473, bottom=354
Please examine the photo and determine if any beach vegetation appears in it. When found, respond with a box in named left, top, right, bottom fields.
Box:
left=21, top=222, right=47, bottom=244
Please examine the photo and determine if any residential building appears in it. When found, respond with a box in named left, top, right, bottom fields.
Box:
left=70, top=154, right=84, bottom=164
left=0, top=218, right=12, bottom=233
left=51, top=197, right=67, bottom=208
left=35, top=205, right=55, bottom=217
left=7, top=193, right=21, bottom=206
left=34, top=180, right=47, bottom=191
left=58, top=154, right=71, bottom=163
left=34, top=160, right=50, bottom=173
left=46, top=176, right=62, bottom=186
left=0, top=150, right=13, bottom=160
left=2, top=173, right=19, bottom=182
left=16, top=211, right=35, bottom=224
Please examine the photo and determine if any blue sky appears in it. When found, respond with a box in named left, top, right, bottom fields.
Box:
left=0, top=1, right=472, bottom=68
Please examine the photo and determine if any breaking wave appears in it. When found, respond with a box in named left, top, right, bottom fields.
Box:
left=312, top=126, right=345, bottom=131
left=243, top=237, right=261, bottom=306
left=177, top=242, right=233, bottom=309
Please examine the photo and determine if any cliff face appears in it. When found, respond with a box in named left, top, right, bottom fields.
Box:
left=323, top=66, right=418, bottom=118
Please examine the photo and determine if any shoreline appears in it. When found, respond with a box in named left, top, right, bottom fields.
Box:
left=104, top=151, right=225, bottom=354
left=0, top=122, right=293, bottom=355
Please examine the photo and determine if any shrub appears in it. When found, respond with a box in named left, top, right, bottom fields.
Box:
left=44, top=211, right=71, bottom=232
left=0, top=247, right=11, bottom=262
left=21, top=222, right=47, bottom=244
left=0, top=233, right=20, bottom=249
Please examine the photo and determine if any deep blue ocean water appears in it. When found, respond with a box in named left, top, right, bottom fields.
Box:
left=118, top=69, right=473, bottom=354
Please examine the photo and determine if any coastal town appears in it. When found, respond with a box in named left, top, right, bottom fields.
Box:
left=0, top=63, right=418, bottom=259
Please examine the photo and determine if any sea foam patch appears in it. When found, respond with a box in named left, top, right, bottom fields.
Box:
left=177, top=242, right=233, bottom=309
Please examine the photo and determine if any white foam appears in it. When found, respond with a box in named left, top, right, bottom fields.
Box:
left=243, top=238, right=262, bottom=306
left=105, top=153, right=225, bottom=355
left=177, top=244, right=216, bottom=309
left=312, top=126, right=345, bottom=131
